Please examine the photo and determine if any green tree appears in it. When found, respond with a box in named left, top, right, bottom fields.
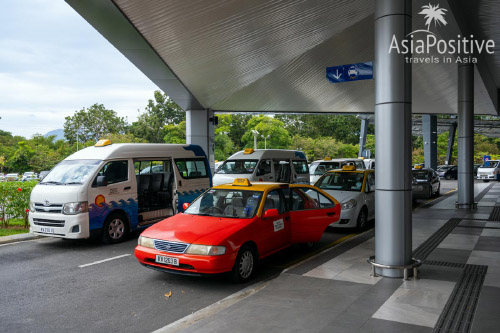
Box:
left=215, top=114, right=251, bottom=149
left=131, top=91, right=185, bottom=143
left=215, top=133, right=234, bottom=161
left=64, top=104, right=128, bottom=143
left=241, top=115, right=291, bottom=149
left=163, top=121, right=186, bottom=144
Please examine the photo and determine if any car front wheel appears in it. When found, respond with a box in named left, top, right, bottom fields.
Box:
left=231, top=245, right=257, bottom=283
left=356, top=208, right=368, bottom=230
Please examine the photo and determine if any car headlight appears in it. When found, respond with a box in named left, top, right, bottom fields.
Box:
left=185, top=244, right=226, bottom=256
left=62, top=202, right=88, bottom=215
left=341, top=199, right=357, bottom=210
left=29, top=201, right=35, bottom=213
left=138, top=236, right=155, bottom=249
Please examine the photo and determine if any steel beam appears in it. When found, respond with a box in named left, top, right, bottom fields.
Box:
left=446, top=122, right=457, bottom=165
left=423, top=115, right=438, bottom=170
left=186, top=109, right=215, bottom=173
left=358, top=118, right=369, bottom=158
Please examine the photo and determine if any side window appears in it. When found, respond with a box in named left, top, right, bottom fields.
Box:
left=256, top=159, right=272, bottom=176
left=94, top=160, right=128, bottom=186
left=175, top=158, right=208, bottom=179
left=304, top=188, right=335, bottom=209
left=365, top=173, right=375, bottom=192
left=264, top=190, right=286, bottom=214
left=292, top=160, right=309, bottom=174
left=356, top=161, right=364, bottom=169
left=291, top=188, right=335, bottom=210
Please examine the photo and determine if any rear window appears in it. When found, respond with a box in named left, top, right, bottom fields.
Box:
left=175, top=158, right=209, bottom=179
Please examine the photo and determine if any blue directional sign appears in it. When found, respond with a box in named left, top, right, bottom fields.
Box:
left=326, top=62, right=373, bottom=83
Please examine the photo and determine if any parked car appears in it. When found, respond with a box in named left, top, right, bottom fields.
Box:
left=38, top=171, right=50, bottom=181
left=309, top=158, right=366, bottom=184
left=5, top=173, right=19, bottom=181
left=437, top=165, right=457, bottom=180
left=477, top=160, right=500, bottom=182
left=473, top=164, right=481, bottom=175
left=21, top=171, right=37, bottom=182
left=0, top=173, right=4, bottom=182
left=135, top=179, right=340, bottom=282
left=412, top=166, right=440, bottom=199
left=314, top=165, right=375, bottom=229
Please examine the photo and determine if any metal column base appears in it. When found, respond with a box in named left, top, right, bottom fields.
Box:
left=455, top=202, right=478, bottom=209
left=367, top=256, right=422, bottom=281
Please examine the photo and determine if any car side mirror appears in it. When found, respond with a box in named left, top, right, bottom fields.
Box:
left=182, top=202, right=190, bottom=210
left=96, top=175, right=107, bottom=187
left=263, top=208, right=279, bottom=219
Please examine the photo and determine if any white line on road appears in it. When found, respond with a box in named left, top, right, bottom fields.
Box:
left=78, top=254, right=131, bottom=268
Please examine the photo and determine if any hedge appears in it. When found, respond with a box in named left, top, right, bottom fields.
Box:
left=0, top=181, right=37, bottom=228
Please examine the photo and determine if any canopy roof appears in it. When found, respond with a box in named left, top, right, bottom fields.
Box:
left=66, top=0, right=500, bottom=116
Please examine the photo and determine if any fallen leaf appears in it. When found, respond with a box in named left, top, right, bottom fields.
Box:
left=181, top=290, right=185, bottom=294
left=164, top=291, right=172, bottom=298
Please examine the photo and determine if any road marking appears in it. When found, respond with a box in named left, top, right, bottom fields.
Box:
left=78, top=254, right=131, bottom=268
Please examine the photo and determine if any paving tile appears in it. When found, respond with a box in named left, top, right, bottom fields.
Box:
left=459, top=220, right=486, bottom=227
left=437, top=234, right=479, bottom=251
left=485, top=222, right=500, bottom=228
left=417, top=265, right=462, bottom=283
left=425, top=248, right=472, bottom=264
left=464, top=213, right=491, bottom=220
left=471, top=286, right=500, bottom=333
left=482, top=195, right=499, bottom=199
left=474, top=236, right=500, bottom=252
left=450, top=226, right=483, bottom=236
left=358, top=318, right=432, bottom=333
left=371, top=279, right=455, bottom=328
left=479, top=198, right=498, bottom=202
left=478, top=201, right=497, bottom=207
left=480, top=229, right=500, bottom=237
left=467, top=250, right=500, bottom=267
left=483, top=265, right=500, bottom=288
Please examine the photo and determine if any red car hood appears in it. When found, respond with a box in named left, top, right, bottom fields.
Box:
left=141, top=213, right=254, bottom=245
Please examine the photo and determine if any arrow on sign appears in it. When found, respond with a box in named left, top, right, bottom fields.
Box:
left=332, top=69, right=342, bottom=80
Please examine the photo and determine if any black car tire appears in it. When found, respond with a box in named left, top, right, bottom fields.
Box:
left=102, top=212, right=128, bottom=244
left=483, top=180, right=490, bottom=183
left=230, top=245, right=257, bottom=283
left=356, top=207, right=368, bottom=230
left=445, top=174, right=451, bottom=180
left=434, top=184, right=440, bottom=197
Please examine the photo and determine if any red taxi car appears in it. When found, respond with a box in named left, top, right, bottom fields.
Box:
left=135, top=179, right=340, bottom=282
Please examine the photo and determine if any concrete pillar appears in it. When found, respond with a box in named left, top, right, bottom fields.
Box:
left=423, top=115, right=437, bottom=170
left=186, top=109, right=215, bottom=172
left=445, top=122, right=457, bottom=165
left=457, top=64, right=475, bottom=208
left=358, top=118, right=369, bottom=158
left=374, top=0, right=412, bottom=277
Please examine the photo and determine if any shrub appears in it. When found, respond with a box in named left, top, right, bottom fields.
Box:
left=0, top=181, right=37, bottom=228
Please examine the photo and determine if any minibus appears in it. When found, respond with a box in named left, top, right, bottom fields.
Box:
left=29, top=140, right=211, bottom=243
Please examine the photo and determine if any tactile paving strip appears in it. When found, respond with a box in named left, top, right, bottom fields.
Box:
left=488, top=206, right=500, bottom=221
left=423, top=260, right=466, bottom=269
left=413, top=218, right=462, bottom=261
left=434, top=264, right=488, bottom=333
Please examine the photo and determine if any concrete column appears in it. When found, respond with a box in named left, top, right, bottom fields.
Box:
left=445, top=122, right=457, bottom=165
left=457, top=64, right=475, bottom=208
left=423, top=114, right=437, bottom=170
left=186, top=109, right=215, bottom=172
left=358, top=118, right=369, bottom=158
left=374, top=0, right=412, bottom=277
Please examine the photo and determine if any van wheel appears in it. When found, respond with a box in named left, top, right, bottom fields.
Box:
left=230, top=245, right=257, bottom=283
left=102, top=213, right=128, bottom=244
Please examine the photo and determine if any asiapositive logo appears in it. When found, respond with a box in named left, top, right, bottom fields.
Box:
left=389, top=3, right=495, bottom=64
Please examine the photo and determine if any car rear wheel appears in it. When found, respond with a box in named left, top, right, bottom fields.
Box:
left=434, top=184, right=440, bottom=197
left=445, top=174, right=451, bottom=180
left=356, top=208, right=368, bottom=230
left=231, top=245, right=257, bottom=283
left=483, top=180, right=490, bottom=183
left=102, top=213, right=128, bottom=244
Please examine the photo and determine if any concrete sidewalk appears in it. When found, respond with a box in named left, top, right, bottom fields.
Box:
left=157, top=181, right=500, bottom=333
left=0, top=232, right=43, bottom=245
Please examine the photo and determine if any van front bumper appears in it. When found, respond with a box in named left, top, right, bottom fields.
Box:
left=29, top=212, right=90, bottom=239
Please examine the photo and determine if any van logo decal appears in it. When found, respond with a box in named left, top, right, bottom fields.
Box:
left=44, top=200, right=50, bottom=206
left=95, top=195, right=106, bottom=207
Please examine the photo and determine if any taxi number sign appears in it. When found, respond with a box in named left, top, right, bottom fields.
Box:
left=155, top=255, right=179, bottom=266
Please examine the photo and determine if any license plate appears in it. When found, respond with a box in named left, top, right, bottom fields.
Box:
left=413, top=186, right=422, bottom=191
left=155, top=255, right=179, bottom=266
left=40, top=227, right=55, bottom=234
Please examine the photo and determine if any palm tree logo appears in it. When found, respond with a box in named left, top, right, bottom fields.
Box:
left=410, top=3, right=448, bottom=35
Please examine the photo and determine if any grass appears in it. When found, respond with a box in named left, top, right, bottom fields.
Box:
left=0, top=218, right=29, bottom=237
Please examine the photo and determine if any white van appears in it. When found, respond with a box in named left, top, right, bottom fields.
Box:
left=29, top=140, right=212, bottom=243
left=213, top=149, right=309, bottom=185
left=309, top=158, right=366, bottom=184
left=363, top=158, right=375, bottom=170
left=477, top=160, right=500, bottom=182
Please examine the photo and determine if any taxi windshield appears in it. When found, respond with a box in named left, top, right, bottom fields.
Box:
left=413, top=171, right=429, bottom=180
left=216, top=160, right=258, bottom=174
left=184, top=189, right=263, bottom=218
left=315, top=172, right=365, bottom=192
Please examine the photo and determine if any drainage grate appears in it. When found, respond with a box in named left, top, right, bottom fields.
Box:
left=434, top=264, right=488, bottom=333
left=413, top=218, right=462, bottom=261
left=488, top=206, right=500, bottom=221
left=423, top=260, right=466, bottom=269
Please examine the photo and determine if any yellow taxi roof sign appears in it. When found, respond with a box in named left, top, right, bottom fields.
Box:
left=414, top=165, right=423, bottom=169
left=233, top=178, right=252, bottom=186
left=342, top=165, right=356, bottom=171
left=95, top=139, right=112, bottom=147
left=324, top=156, right=332, bottom=161
left=243, top=148, right=254, bottom=154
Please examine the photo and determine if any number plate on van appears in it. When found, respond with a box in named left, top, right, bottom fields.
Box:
left=155, top=255, right=179, bottom=266
left=40, top=227, right=55, bottom=234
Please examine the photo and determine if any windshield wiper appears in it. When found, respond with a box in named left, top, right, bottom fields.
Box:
left=40, top=181, right=62, bottom=185
left=64, top=182, right=82, bottom=185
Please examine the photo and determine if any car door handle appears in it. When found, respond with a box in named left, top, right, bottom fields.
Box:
left=284, top=216, right=291, bottom=221
left=124, top=186, right=131, bottom=190
left=327, top=212, right=336, bottom=216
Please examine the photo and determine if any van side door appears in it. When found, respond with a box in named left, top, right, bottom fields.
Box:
left=173, top=158, right=211, bottom=212
left=255, top=159, right=273, bottom=182
left=292, top=160, right=310, bottom=184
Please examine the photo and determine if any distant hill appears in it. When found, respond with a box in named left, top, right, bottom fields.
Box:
left=44, top=129, right=65, bottom=142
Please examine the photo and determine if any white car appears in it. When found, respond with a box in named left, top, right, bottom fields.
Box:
left=477, top=160, right=500, bottom=182
left=309, top=158, right=365, bottom=185
left=314, top=166, right=375, bottom=229
left=348, top=66, right=358, bottom=78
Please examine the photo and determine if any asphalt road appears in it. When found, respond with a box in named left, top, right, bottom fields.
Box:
left=0, top=179, right=460, bottom=333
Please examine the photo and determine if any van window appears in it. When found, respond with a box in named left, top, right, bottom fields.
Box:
left=175, top=158, right=209, bottom=178
left=135, top=160, right=172, bottom=175
left=310, top=162, right=340, bottom=175
left=216, top=160, right=258, bottom=174
left=292, top=160, right=309, bottom=174
left=256, top=160, right=272, bottom=176
left=94, top=160, right=128, bottom=186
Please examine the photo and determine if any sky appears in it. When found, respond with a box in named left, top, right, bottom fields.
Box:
left=0, top=0, right=158, bottom=139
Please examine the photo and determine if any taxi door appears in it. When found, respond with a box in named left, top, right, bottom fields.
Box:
left=258, top=189, right=290, bottom=255
left=288, top=186, right=340, bottom=243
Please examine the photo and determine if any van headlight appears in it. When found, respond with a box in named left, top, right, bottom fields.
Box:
left=341, top=199, right=357, bottom=210
left=29, top=201, right=35, bottom=213
left=62, top=202, right=88, bottom=215
left=185, top=244, right=226, bottom=256
left=138, top=236, right=155, bottom=249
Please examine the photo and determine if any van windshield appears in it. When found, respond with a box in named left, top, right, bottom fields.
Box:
left=216, top=160, right=258, bottom=174
left=40, top=159, right=101, bottom=185
left=480, top=161, right=499, bottom=168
